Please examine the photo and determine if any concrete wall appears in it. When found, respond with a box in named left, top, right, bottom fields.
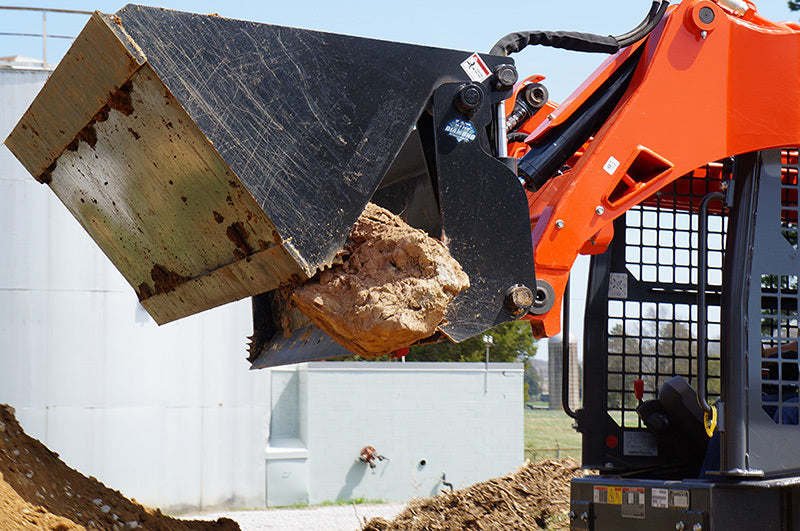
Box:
left=0, top=65, right=271, bottom=513
left=267, top=362, right=524, bottom=506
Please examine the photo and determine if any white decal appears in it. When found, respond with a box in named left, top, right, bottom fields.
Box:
left=460, top=52, right=491, bottom=82
left=604, top=156, right=621, bottom=175
left=651, top=488, right=668, bottom=508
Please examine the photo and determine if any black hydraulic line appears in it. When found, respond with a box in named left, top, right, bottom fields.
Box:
left=490, top=1, right=668, bottom=57
left=617, top=1, right=670, bottom=47
left=562, top=277, right=579, bottom=419
left=615, top=1, right=662, bottom=41
left=490, top=30, right=619, bottom=57
left=516, top=48, right=641, bottom=190
left=697, top=191, right=726, bottom=417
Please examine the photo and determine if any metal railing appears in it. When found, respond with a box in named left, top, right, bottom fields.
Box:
left=0, top=6, right=92, bottom=69
left=524, top=445, right=581, bottom=461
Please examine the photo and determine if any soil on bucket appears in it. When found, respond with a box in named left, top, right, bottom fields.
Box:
left=291, top=203, right=470, bottom=357
left=0, top=404, right=238, bottom=531
left=361, top=458, right=590, bottom=531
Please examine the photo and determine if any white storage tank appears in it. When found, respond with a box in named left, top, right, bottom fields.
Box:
left=548, top=333, right=580, bottom=411
left=1, top=53, right=271, bottom=513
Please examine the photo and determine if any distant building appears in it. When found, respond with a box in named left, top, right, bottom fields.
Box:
left=548, top=333, right=579, bottom=411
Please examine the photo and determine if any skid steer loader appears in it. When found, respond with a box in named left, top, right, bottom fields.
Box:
left=6, top=0, right=800, bottom=528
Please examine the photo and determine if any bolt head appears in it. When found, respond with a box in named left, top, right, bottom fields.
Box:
left=555, top=219, right=565, bottom=229
left=547, top=113, right=555, bottom=121
left=595, top=205, right=605, bottom=216
left=462, top=86, right=482, bottom=106
left=692, top=524, right=703, bottom=531
left=698, top=6, right=715, bottom=24
left=494, top=64, right=518, bottom=90
left=675, top=522, right=686, bottom=531
left=568, top=511, right=576, bottom=519
left=504, top=284, right=534, bottom=315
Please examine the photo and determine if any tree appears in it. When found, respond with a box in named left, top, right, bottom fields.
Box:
left=790, top=1, right=800, bottom=11
left=524, top=362, right=542, bottom=401
left=406, top=320, right=538, bottom=362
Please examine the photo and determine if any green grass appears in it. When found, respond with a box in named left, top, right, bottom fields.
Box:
left=280, top=497, right=387, bottom=509
left=524, top=408, right=581, bottom=462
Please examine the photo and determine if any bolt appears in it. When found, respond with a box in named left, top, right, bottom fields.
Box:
left=454, top=83, right=484, bottom=114
left=580, top=512, right=589, bottom=522
left=504, top=284, right=534, bottom=315
left=547, top=113, right=555, bottom=121
left=595, top=205, right=605, bottom=215
left=568, top=511, right=576, bottom=519
left=699, top=6, right=715, bottom=24
left=701, top=30, right=708, bottom=39
left=494, top=64, right=518, bottom=90
left=522, top=83, right=549, bottom=109
left=555, top=219, right=564, bottom=229
left=675, top=522, right=686, bottom=531
left=692, top=524, right=703, bottom=531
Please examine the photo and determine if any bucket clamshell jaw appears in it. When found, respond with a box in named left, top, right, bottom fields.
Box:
left=5, top=5, right=536, bottom=367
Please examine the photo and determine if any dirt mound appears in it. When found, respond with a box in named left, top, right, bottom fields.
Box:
left=292, top=203, right=469, bottom=356
left=362, top=458, right=588, bottom=531
left=0, top=405, right=238, bottom=531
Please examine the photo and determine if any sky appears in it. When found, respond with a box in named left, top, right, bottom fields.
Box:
left=2, top=0, right=798, bottom=359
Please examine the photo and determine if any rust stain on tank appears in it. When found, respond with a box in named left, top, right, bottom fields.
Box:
left=227, top=221, right=254, bottom=260
left=150, top=264, right=190, bottom=295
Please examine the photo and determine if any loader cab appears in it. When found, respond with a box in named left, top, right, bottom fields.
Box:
left=572, top=150, right=800, bottom=530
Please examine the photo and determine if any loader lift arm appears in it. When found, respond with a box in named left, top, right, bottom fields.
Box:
left=519, top=0, right=800, bottom=339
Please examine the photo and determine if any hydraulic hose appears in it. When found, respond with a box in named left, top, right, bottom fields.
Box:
left=490, top=1, right=669, bottom=57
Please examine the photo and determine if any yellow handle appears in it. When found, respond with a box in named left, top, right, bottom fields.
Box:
left=704, top=405, right=718, bottom=437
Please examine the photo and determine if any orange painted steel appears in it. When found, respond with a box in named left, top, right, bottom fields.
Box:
left=513, top=0, right=800, bottom=337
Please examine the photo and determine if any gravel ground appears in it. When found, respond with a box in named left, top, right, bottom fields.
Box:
left=179, top=503, right=406, bottom=531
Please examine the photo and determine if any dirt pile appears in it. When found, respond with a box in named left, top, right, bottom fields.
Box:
left=0, top=405, right=238, bottom=531
left=292, top=203, right=470, bottom=356
left=362, top=458, right=589, bottom=531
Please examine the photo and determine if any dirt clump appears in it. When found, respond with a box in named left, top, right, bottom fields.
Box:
left=291, top=203, right=470, bottom=356
left=362, top=458, right=589, bottom=531
left=0, top=404, right=238, bottom=531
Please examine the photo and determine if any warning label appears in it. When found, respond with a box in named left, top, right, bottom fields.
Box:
left=651, top=487, right=668, bottom=509
left=593, top=486, right=622, bottom=505
left=621, top=487, right=646, bottom=518
left=460, top=53, right=491, bottom=82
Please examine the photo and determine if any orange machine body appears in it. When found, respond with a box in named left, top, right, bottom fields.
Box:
left=511, top=0, right=800, bottom=337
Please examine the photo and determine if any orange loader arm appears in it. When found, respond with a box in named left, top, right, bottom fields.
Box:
left=511, top=0, right=800, bottom=337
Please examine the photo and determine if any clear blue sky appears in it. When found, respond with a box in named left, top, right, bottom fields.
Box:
left=1, top=1, right=797, bottom=358
left=2, top=1, right=796, bottom=101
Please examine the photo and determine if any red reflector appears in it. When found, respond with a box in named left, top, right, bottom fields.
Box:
left=606, top=435, right=619, bottom=448
left=634, top=379, right=644, bottom=400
